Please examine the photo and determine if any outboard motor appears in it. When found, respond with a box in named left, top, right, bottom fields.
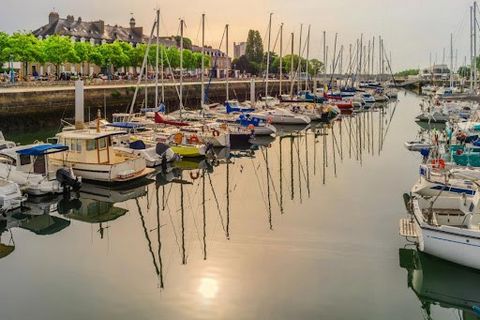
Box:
left=56, top=168, right=82, bottom=194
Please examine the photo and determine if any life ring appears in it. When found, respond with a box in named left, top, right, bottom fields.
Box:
left=188, top=134, right=200, bottom=144
left=431, top=159, right=446, bottom=169
left=174, top=132, right=184, bottom=145
left=190, top=171, right=200, bottom=180
left=212, top=129, right=220, bottom=137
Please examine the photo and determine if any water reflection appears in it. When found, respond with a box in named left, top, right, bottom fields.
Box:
left=0, top=103, right=398, bottom=293
left=399, top=248, right=480, bottom=320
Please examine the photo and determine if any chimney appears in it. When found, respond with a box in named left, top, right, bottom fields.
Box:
left=93, top=20, right=105, bottom=34
left=77, top=17, right=82, bottom=23
left=49, top=12, right=59, bottom=25
left=66, top=15, right=74, bottom=23
left=75, top=80, right=85, bottom=129
left=130, top=17, right=136, bottom=29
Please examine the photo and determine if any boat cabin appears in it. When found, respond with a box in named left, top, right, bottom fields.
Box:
left=0, top=144, right=68, bottom=176
left=50, top=130, right=125, bottom=164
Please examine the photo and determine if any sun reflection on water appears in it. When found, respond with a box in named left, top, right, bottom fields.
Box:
left=198, top=277, right=219, bottom=300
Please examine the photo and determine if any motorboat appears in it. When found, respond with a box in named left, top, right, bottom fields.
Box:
left=0, top=143, right=80, bottom=196
left=251, top=108, right=311, bottom=125
left=48, top=129, right=154, bottom=183
left=404, top=140, right=432, bottom=152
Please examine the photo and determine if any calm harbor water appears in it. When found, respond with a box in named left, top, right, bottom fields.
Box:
left=0, top=92, right=475, bottom=320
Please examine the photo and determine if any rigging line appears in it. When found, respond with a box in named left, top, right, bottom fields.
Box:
left=207, top=172, right=227, bottom=232
left=156, top=186, right=164, bottom=289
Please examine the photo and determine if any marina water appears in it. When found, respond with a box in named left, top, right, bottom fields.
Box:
left=0, top=92, right=469, bottom=320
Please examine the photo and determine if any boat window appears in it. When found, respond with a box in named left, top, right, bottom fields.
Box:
left=76, top=140, right=82, bottom=152
left=86, top=139, right=96, bottom=151
left=19, top=154, right=31, bottom=166
left=33, top=155, right=46, bottom=174
left=98, top=137, right=107, bottom=149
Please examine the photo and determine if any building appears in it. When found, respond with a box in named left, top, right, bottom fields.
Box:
left=420, top=64, right=451, bottom=81
left=233, top=42, right=246, bottom=59
left=23, top=12, right=232, bottom=78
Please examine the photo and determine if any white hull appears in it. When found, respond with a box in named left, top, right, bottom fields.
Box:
left=253, top=110, right=311, bottom=125
left=0, top=179, right=26, bottom=212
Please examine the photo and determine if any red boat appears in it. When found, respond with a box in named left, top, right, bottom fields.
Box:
left=155, top=113, right=190, bottom=127
left=330, top=100, right=353, bottom=110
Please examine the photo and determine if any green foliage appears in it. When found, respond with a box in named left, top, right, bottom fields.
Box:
left=42, top=35, right=78, bottom=70
left=3, top=33, right=43, bottom=65
left=0, top=33, right=209, bottom=74
left=395, top=69, right=419, bottom=77
left=232, top=55, right=259, bottom=74
left=174, top=36, right=192, bottom=51
left=245, top=30, right=264, bottom=64
left=458, top=66, right=471, bottom=78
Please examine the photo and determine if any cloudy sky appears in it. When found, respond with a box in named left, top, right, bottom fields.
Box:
left=0, top=0, right=475, bottom=71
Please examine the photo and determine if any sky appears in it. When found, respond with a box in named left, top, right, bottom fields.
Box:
left=0, top=0, right=476, bottom=72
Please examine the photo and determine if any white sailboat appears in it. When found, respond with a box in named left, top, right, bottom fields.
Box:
left=0, top=179, right=26, bottom=213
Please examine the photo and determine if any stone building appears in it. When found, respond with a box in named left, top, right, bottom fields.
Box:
left=22, top=12, right=231, bottom=78
left=233, top=42, right=246, bottom=59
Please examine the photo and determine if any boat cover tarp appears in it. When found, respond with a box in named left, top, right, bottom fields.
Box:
left=108, top=122, right=144, bottom=129
left=16, top=144, right=68, bottom=156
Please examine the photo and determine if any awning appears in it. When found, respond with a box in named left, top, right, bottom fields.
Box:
left=16, top=144, right=68, bottom=156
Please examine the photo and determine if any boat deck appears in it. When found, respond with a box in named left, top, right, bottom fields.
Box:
left=399, top=218, right=418, bottom=238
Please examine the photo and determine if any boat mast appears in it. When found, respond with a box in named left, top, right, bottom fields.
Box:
left=279, top=23, right=284, bottom=96
left=201, top=14, right=205, bottom=112
left=471, top=6, right=474, bottom=92
left=226, top=24, right=230, bottom=101
left=265, top=13, right=273, bottom=102
left=475, top=1, right=478, bottom=91
left=297, top=24, right=303, bottom=93
left=180, top=19, right=184, bottom=118
left=155, top=9, right=160, bottom=108
left=323, top=31, right=326, bottom=87
left=289, top=32, right=295, bottom=97
left=450, top=33, right=454, bottom=89
left=305, top=25, right=311, bottom=92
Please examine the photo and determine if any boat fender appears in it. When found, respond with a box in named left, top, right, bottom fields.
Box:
left=212, top=129, right=220, bottom=137
left=430, top=159, right=445, bottom=170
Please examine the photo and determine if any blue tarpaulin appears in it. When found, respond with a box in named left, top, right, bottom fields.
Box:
left=107, top=122, right=144, bottom=129
left=16, top=144, right=68, bottom=156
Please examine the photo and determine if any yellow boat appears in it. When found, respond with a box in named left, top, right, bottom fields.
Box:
left=169, top=132, right=207, bottom=158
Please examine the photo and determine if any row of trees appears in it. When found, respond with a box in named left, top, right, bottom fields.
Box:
left=232, top=29, right=324, bottom=77
left=0, top=32, right=211, bottom=77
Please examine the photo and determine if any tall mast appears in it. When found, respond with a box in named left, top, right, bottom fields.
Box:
left=289, top=32, right=295, bottom=96
left=155, top=9, right=160, bottom=108
left=201, top=14, right=205, bottom=110
left=323, top=31, right=326, bottom=85
left=297, top=24, right=303, bottom=93
left=450, top=33, right=454, bottom=88
left=475, top=1, right=478, bottom=90
left=180, top=19, right=184, bottom=117
left=371, top=36, right=375, bottom=76
left=471, top=6, right=474, bottom=91
left=226, top=24, right=230, bottom=101
left=279, top=23, right=284, bottom=96
left=265, top=13, right=273, bottom=101
left=305, top=25, right=311, bottom=91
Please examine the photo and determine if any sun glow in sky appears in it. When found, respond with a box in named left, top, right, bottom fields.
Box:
left=0, top=0, right=477, bottom=71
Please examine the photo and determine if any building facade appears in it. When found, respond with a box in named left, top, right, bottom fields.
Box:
left=233, top=42, right=246, bottom=59
left=20, top=12, right=231, bottom=79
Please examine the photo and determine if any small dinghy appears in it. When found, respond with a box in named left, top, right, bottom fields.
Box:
left=404, top=140, right=432, bottom=151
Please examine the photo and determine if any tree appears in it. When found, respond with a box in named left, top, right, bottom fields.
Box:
left=458, top=66, right=471, bottom=78
left=263, top=51, right=278, bottom=73
left=309, top=59, right=324, bottom=76
left=245, top=30, right=264, bottom=64
left=174, top=36, right=192, bottom=51
left=395, top=69, right=419, bottom=77
left=3, top=33, right=43, bottom=79
left=232, top=55, right=259, bottom=74
left=0, top=32, right=9, bottom=67
left=42, top=35, right=78, bottom=76
left=74, top=41, right=94, bottom=75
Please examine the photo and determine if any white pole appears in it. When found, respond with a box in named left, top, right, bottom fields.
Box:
left=155, top=9, right=160, bottom=108
left=180, top=19, right=184, bottom=115
left=279, top=23, right=284, bottom=96
left=226, top=24, right=230, bottom=101
left=305, top=25, right=311, bottom=91
left=75, top=80, right=85, bottom=129
left=265, top=13, right=273, bottom=101
left=201, top=14, right=205, bottom=110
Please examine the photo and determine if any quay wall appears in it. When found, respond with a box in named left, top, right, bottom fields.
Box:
left=0, top=80, right=302, bottom=134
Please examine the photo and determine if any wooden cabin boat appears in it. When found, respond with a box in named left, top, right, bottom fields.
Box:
left=48, top=130, right=154, bottom=183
